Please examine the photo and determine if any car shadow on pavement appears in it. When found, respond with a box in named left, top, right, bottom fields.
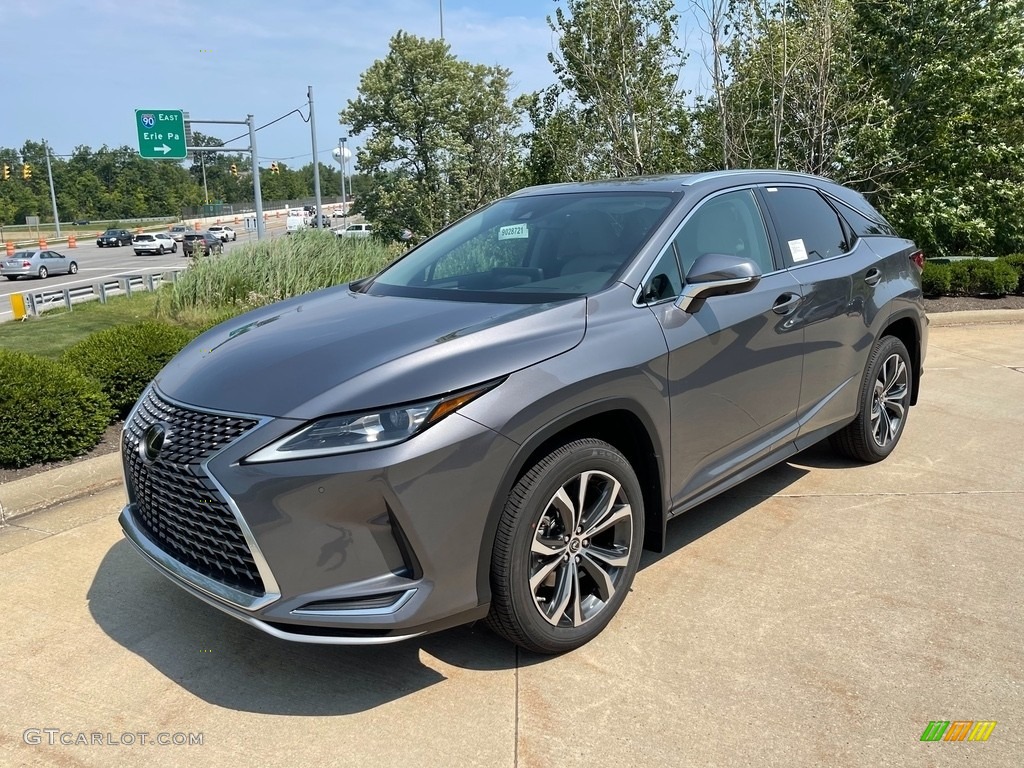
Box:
left=86, top=445, right=838, bottom=715
left=640, top=451, right=818, bottom=569
left=88, top=540, right=523, bottom=716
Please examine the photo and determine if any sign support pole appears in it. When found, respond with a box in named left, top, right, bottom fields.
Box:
left=247, top=115, right=266, bottom=240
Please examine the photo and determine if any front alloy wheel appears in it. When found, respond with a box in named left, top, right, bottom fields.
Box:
left=488, top=439, right=644, bottom=654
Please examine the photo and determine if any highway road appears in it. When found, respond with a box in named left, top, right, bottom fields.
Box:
left=0, top=220, right=289, bottom=323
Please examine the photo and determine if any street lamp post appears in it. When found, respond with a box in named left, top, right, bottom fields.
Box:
left=332, top=138, right=351, bottom=230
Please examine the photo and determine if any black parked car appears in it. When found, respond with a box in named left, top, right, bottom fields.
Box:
left=96, top=229, right=134, bottom=247
left=182, top=232, right=224, bottom=257
left=119, top=170, right=927, bottom=654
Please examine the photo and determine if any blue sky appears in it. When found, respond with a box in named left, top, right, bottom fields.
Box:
left=1, top=0, right=709, bottom=169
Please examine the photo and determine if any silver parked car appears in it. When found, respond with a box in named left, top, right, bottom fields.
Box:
left=2, top=250, right=79, bottom=280
left=119, top=171, right=928, bottom=654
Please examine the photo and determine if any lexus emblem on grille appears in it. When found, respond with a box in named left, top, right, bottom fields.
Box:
left=140, top=423, right=170, bottom=464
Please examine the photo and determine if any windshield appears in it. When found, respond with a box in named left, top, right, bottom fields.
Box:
left=363, top=191, right=675, bottom=303
left=102, top=230, right=119, bottom=235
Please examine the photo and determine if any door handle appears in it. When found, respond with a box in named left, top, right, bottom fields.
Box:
left=772, top=293, right=801, bottom=315
left=864, top=268, right=882, bottom=286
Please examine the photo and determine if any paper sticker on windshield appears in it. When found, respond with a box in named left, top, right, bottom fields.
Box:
left=498, top=223, right=529, bottom=240
left=788, top=238, right=809, bottom=262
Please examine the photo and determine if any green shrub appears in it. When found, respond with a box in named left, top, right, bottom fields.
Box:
left=921, top=262, right=951, bottom=297
left=977, top=260, right=1019, bottom=296
left=0, top=350, right=111, bottom=468
left=946, top=260, right=983, bottom=296
left=998, top=253, right=1024, bottom=294
left=61, top=321, right=197, bottom=419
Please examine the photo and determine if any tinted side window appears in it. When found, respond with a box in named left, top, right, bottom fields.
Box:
left=671, top=189, right=775, bottom=275
left=761, top=186, right=849, bottom=265
left=640, top=246, right=683, bottom=303
left=832, top=199, right=899, bottom=238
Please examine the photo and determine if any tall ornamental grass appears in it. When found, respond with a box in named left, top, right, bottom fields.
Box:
left=157, top=230, right=398, bottom=322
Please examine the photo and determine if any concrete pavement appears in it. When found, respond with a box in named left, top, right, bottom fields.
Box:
left=0, top=315, right=1022, bottom=767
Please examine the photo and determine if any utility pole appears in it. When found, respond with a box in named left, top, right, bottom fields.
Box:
left=308, top=86, right=323, bottom=226
left=247, top=115, right=266, bottom=239
left=200, top=152, right=209, bottom=205
left=339, top=137, right=349, bottom=229
left=440, top=0, right=444, bottom=40
left=43, top=140, right=61, bottom=238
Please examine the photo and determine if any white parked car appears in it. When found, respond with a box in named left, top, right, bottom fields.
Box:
left=208, top=225, right=237, bottom=242
left=133, top=233, right=178, bottom=255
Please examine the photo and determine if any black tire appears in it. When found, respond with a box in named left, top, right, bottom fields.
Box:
left=830, top=336, right=913, bottom=463
left=487, top=438, right=644, bottom=654
left=68, top=262, right=78, bottom=275
left=172, top=243, right=177, bottom=253
left=5, top=275, right=17, bottom=281
left=157, top=245, right=164, bottom=254
left=38, top=267, right=48, bottom=279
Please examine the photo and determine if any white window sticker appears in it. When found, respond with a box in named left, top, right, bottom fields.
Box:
left=788, top=238, right=809, bottom=262
left=498, top=223, right=529, bottom=240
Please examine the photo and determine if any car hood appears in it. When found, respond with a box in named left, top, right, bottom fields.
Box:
left=155, top=285, right=587, bottom=420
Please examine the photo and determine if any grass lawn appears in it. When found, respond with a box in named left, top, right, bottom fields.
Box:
left=0, top=293, right=163, bottom=358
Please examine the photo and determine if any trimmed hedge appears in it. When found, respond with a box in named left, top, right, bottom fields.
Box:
left=927, top=259, right=1020, bottom=297
left=61, top=321, right=197, bottom=419
left=999, top=254, right=1024, bottom=294
left=0, top=350, right=112, bottom=469
left=921, top=262, right=951, bottom=297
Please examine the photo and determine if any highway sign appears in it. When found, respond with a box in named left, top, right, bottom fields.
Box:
left=135, top=109, right=187, bottom=159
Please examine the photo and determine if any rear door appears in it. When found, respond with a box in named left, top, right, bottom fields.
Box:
left=642, top=187, right=805, bottom=508
left=756, top=184, right=887, bottom=440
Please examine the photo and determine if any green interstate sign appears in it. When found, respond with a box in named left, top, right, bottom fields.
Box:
left=135, top=109, right=187, bottom=159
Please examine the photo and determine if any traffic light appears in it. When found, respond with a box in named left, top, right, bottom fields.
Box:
left=230, top=163, right=238, bottom=176
left=22, top=164, right=31, bottom=180
left=2, top=164, right=9, bottom=181
left=270, top=162, right=279, bottom=174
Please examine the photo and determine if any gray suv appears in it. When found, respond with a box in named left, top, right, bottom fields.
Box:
left=119, top=171, right=928, bottom=654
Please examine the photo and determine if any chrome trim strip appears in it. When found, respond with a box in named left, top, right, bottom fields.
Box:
left=290, top=589, right=417, bottom=617
left=120, top=505, right=280, bottom=610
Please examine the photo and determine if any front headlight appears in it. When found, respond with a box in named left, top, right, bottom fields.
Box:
left=244, top=382, right=499, bottom=463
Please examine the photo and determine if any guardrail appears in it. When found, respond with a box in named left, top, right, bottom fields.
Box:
left=9, top=269, right=187, bottom=320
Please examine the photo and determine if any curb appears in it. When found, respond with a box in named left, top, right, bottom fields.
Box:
left=927, top=308, right=1024, bottom=327
left=0, top=452, right=123, bottom=526
left=0, top=310, right=1020, bottom=525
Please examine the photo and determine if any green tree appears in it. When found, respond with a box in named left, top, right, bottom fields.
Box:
left=851, top=0, right=1024, bottom=257
left=340, top=31, right=522, bottom=240
left=539, top=0, right=691, bottom=178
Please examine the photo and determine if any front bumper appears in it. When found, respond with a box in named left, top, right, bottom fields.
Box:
left=118, top=386, right=518, bottom=644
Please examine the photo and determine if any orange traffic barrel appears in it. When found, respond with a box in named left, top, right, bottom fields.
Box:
left=5, top=241, right=13, bottom=256
left=234, top=216, right=240, bottom=224
left=194, top=221, right=201, bottom=230
left=68, top=235, right=77, bottom=248
left=136, top=227, right=142, bottom=234
left=39, top=237, right=48, bottom=248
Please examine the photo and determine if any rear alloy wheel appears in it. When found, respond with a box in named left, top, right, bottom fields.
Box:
left=37, top=267, right=48, bottom=279
left=68, top=262, right=78, bottom=274
left=172, top=243, right=177, bottom=253
left=487, top=439, right=644, bottom=654
left=158, top=245, right=165, bottom=254
left=830, top=335, right=912, bottom=463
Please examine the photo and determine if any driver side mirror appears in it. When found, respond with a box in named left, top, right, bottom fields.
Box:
left=675, top=253, right=762, bottom=313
